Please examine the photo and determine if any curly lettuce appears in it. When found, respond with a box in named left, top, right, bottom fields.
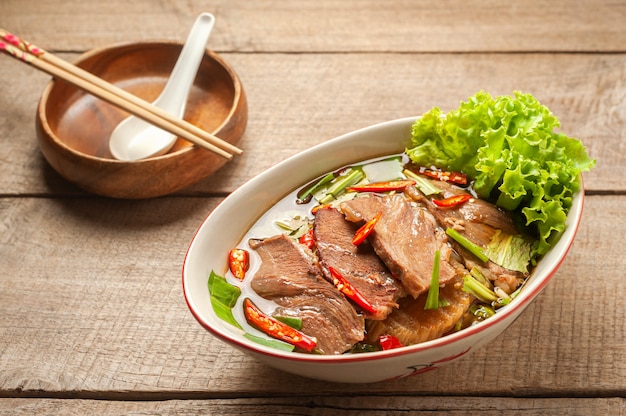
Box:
left=406, top=91, right=595, bottom=255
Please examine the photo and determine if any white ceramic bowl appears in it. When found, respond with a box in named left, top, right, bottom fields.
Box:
left=182, top=117, right=584, bottom=383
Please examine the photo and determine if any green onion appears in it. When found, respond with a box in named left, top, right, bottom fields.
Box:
left=424, top=250, right=441, bottom=310
left=403, top=169, right=442, bottom=196
left=462, top=274, right=498, bottom=303
left=208, top=271, right=242, bottom=329
left=446, top=228, right=489, bottom=263
left=454, top=317, right=466, bottom=332
left=274, top=215, right=308, bottom=232
left=470, top=266, right=491, bottom=288
left=319, top=169, right=364, bottom=204
left=470, top=304, right=496, bottom=320
left=297, top=173, right=335, bottom=203
left=509, top=285, right=523, bottom=300
left=493, top=287, right=512, bottom=305
left=275, top=315, right=303, bottom=330
left=244, top=333, right=295, bottom=352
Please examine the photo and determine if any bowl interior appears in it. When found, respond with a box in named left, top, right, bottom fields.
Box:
left=42, top=42, right=238, bottom=160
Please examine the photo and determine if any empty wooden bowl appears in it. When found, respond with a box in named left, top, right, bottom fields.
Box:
left=36, top=41, right=247, bottom=198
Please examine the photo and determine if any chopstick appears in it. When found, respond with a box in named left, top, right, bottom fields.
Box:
left=0, top=29, right=243, bottom=160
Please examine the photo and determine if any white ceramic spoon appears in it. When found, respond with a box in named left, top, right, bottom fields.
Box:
left=109, top=13, right=215, bottom=161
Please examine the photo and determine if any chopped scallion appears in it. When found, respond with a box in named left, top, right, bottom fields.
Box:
left=297, top=173, right=335, bottom=203
left=462, top=273, right=498, bottom=303
left=424, top=250, right=441, bottom=310
left=470, top=304, right=496, bottom=320
left=274, top=215, right=310, bottom=237
left=275, top=315, right=303, bottom=330
left=446, top=228, right=489, bottom=263
left=319, top=169, right=364, bottom=204
left=244, top=333, right=295, bottom=352
left=470, top=266, right=491, bottom=288
left=403, top=169, right=442, bottom=196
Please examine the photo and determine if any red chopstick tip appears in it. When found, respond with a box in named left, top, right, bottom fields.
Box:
left=2, top=33, right=20, bottom=46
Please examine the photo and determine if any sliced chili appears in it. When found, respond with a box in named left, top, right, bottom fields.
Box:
left=311, top=203, right=330, bottom=215
left=243, top=298, right=317, bottom=352
left=298, top=228, right=315, bottom=250
left=420, top=168, right=468, bottom=185
left=328, top=266, right=378, bottom=315
left=352, top=212, right=382, bottom=246
left=348, top=180, right=415, bottom=193
left=228, top=248, right=249, bottom=280
left=379, top=334, right=404, bottom=350
left=432, top=194, right=472, bottom=208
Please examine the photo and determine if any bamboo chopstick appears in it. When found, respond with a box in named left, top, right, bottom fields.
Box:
left=0, top=29, right=243, bottom=160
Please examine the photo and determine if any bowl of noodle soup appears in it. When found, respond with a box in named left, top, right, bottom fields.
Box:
left=183, top=116, right=584, bottom=383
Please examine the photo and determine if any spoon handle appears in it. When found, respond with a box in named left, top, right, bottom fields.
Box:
left=157, top=13, right=215, bottom=116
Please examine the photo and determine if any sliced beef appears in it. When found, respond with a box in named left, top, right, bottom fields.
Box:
left=405, top=181, right=531, bottom=294
left=365, top=275, right=471, bottom=346
left=248, top=234, right=364, bottom=354
left=339, top=194, right=458, bottom=298
left=405, top=181, right=519, bottom=247
left=313, top=207, right=406, bottom=320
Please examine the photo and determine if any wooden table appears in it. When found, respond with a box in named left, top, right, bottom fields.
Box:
left=1, top=1, right=624, bottom=414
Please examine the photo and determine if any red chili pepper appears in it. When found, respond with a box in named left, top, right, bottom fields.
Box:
left=352, top=212, right=382, bottom=246
left=299, top=228, right=315, bottom=250
left=243, top=298, right=317, bottom=352
left=379, top=334, right=404, bottom=350
left=420, top=168, right=468, bottom=185
left=228, top=248, right=249, bottom=280
left=348, top=180, right=416, bottom=193
left=311, top=204, right=331, bottom=215
left=432, top=194, right=472, bottom=208
left=328, top=266, right=378, bottom=315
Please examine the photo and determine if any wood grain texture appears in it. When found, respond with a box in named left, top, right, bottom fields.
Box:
left=3, top=0, right=625, bottom=53
left=0, top=195, right=622, bottom=397
left=2, top=397, right=626, bottom=415
left=1, top=0, right=624, bottom=413
left=0, top=52, right=621, bottom=195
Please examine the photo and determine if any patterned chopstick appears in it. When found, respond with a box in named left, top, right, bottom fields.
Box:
left=0, top=29, right=242, bottom=158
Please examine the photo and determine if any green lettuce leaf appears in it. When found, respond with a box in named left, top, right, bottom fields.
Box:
left=406, top=91, right=595, bottom=255
left=484, top=231, right=535, bottom=273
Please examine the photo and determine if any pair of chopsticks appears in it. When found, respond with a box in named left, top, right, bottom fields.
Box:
left=0, top=29, right=242, bottom=160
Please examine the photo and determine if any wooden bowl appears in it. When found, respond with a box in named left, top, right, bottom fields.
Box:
left=36, top=42, right=247, bottom=198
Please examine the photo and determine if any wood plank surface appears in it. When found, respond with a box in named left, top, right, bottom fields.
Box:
left=0, top=195, right=621, bottom=397
left=3, top=0, right=625, bottom=53
left=0, top=52, right=620, bottom=195
left=1, top=0, right=624, bottom=413
left=2, top=397, right=626, bottom=416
